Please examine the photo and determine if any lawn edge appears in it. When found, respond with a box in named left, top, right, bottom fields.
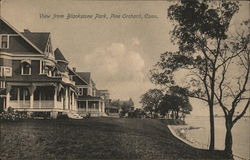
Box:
left=167, top=125, right=208, bottom=149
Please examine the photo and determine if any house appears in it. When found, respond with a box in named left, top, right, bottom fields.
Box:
left=96, top=90, right=120, bottom=117
left=68, top=69, right=106, bottom=117
left=0, top=17, right=78, bottom=118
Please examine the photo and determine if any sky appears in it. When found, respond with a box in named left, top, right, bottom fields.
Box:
left=1, top=0, right=249, bottom=116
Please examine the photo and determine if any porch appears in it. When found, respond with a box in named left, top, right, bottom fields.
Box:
left=5, top=82, right=78, bottom=118
left=77, top=98, right=106, bottom=117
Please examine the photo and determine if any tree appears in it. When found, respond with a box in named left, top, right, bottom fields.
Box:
left=140, top=89, right=164, bottom=116
left=212, top=20, right=250, bottom=156
left=150, top=0, right=249, bottom=156
left=110, top=99, right=122, bottom=108
left=158, top=86, right=192, bottom=119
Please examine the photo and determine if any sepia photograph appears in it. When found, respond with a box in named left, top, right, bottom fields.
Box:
left=0, top=0, right=249, bottom=160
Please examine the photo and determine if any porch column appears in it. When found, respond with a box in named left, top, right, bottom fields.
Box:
left=65, top=87, right=68, bottom=110
left=102, top=102, right=105, bottom=113
left=6, top=85, right=11, bottom=110
left=99, top=101, right=101, bottom=112
left=30, top=94, right=34, bottom=109
left=29, top=84, right=36, bottom=109
left=6, top=92, right=10, bottom=110
left=71, top=92, right=74, bottom=111
left=39, top=89, right=41, bottom=109
left=54, top=85, right=58, bottom=108
left=86, top=100, right=88, bottom=112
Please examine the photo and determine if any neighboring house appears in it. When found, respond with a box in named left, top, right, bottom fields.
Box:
left=97, top=90, right=110, bottom=102
left=97, top=90, right=120, bottom=117
left=0, top=17, right=78, bottom=118
left=68, top=69, right=106, bottom=117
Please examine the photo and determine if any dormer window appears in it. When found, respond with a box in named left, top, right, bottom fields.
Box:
left=78, top=88, right=83, bottom=96
left=21, top=61, right=31, bottom=75
left=0, top=35, right=9, bottom=49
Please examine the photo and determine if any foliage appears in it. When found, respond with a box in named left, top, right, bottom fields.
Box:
left=0, top=107, right=30, bottom=121
left=140, top=89, right=164, bottom=115
left=128, top=108, right=145, bottom=118
left=157, top=86, right=192, bottom=119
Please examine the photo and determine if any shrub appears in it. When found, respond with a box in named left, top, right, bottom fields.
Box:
left=0, top=107, right=30, bottom=121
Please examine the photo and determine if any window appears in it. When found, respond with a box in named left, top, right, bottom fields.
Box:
left=78, top=88, right=83, bottom=96
left=40, top=60, right=52, bottom=76
left=20, top=87, right=30, bottom=100
left=0, top=35, right=9, bottom=49
left=34, top=86, right=54, bottom=101
left=0, top=81, right=5, bottom=88
left=21, top=62, right=31, bottom=75
left=34, top=88, right=39, bottom=100
left=78, top=88, right=88, bottom=96
left=69, top=75, right=74, bottom=81
left=83, top=88, right=88, bottom=96
left=78, top=101, right=86, bottom=109
left=10, top=87, right=18, bottom=100
left=0, top=66, right=12, bottom=77
left=40, top=86, right=54, bottom=100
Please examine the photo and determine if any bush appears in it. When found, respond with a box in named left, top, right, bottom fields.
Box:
left=0, top=107, right=30, bottom=121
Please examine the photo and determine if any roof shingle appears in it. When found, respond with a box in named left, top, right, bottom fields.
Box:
left=54, top=48, right=68, bottom=62
left=21, top=32, right=50, bottom=52
left=76, top=72, right=91, bottom=84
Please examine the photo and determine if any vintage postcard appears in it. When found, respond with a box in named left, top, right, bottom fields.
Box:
left=0, top=0, right=249, bottom=160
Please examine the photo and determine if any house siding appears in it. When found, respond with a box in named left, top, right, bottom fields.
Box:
left=12, top=60, right=21, bottom=75
left=31, top=60, right=40, bottom=75
left=0, top=58, right=12, bottom=67
left=2, top=36, right=39, bottom=53
left=0, top=20, right=16, bottom=34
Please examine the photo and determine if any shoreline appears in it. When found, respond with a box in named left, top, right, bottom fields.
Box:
left=168, top=124, right=248, bottom=160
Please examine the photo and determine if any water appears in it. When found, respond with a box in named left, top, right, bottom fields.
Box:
left=185, top=116, right=250, bottom=160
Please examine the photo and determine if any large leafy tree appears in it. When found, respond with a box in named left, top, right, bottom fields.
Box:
left=140, top=89, right=164, bottom=116
left=158, top=86, right=192, bottom=119
left=150, top=0, right=249, bottom=157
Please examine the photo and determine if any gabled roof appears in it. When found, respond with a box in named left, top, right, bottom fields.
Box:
left=21, top=31, right=50, bottom=53
left=0, top=16, right=43, bottom=54
left=76, top=72, right=91, bottom=84
left=68, top=68, right=89, bottom=86
left=54, top=48, right=68, bottom=63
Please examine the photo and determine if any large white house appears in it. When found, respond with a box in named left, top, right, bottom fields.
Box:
left=0, top=16, right=108, bottom=118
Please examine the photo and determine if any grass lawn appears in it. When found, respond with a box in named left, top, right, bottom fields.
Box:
left=0, top=118, right=227, bottom=160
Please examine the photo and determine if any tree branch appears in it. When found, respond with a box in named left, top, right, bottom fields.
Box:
left=232, top=99, right=250, bottom=125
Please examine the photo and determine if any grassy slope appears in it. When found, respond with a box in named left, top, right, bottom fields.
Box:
left=0, top=118, right=227, bottom=160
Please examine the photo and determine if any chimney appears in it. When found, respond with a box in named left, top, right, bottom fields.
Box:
left=73, top=67, right=76, bottom=72
left=24, top=29, right=31, bottom=33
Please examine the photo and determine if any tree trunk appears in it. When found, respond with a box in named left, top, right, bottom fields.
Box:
left=209, top=105, right=215, bottom=150
left=224, top=117, right=233, bottom=159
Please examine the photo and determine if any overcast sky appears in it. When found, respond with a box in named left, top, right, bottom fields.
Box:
left=1, top=0, right=249, bottom=115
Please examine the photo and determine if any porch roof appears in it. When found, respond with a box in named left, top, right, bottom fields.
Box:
left=105, top=105, right=119, bottom=109
left=3, top=75, right=61, bottom=83
left=2, top=75, right=77, bottom=90
left=78, top=95, right=103, bottom=101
